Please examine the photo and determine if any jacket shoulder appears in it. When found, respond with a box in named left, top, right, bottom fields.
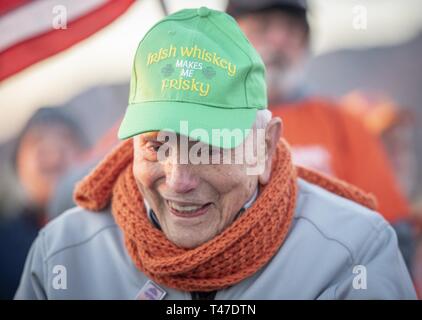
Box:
left=296, top=178, right=392, bottom=262
left=39, top=206, right=118, bottom=260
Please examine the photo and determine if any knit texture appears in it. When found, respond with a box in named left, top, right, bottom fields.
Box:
left=74, top=138, right=377, bottom=292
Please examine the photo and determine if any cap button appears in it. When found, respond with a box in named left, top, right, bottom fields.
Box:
left=197, top=7, right=210, bottom=17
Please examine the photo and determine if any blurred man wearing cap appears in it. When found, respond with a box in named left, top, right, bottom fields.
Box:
left=0, top=107, right=87, bottom=299
left=15, top=8, right=415, bottom=300
left=227, top=0, right=414, bottom=264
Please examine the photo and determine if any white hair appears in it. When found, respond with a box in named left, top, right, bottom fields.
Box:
left=253, top=109, right=272, bottom=129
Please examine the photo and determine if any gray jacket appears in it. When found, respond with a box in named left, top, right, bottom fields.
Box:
left=15, top=179, right=417, bottom=299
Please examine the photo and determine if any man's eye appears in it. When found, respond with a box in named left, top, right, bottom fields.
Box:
left=147, top=143, right=161, bottom=153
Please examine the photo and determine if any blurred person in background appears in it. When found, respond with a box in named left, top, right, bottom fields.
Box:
left=0, top=107, right=88, bottom=299
left=341, top=92, right=422, bottom=295
left=227, top=0, right=415, bottom=270
left=46, top=84, right=129, bottom=220
left=47, top=120, right=122, bottom=220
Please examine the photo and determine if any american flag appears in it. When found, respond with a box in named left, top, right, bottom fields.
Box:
left=0, top=0, right=134, bottom=81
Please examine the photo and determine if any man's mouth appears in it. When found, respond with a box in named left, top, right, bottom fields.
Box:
left=166, top=200, right=212, bottom=218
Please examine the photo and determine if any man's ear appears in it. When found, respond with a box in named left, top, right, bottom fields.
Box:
left=258, top=117, right=283, bottom=185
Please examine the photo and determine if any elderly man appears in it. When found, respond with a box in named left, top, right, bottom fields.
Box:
left=15, top=7, right=416, bottom=300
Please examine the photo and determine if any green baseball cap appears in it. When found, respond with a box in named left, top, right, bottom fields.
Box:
left=118, top=7, right=267, bottom=148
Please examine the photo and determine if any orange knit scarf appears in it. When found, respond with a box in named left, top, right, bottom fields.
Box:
left=74, top=138, right=376, bottom=292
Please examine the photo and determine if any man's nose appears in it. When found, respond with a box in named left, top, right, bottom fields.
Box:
left=165, top=163, right=199, bottom=194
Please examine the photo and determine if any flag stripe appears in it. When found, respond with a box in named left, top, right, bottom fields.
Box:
left=0, top=0, right=107, bottom=51
left=0, top=0, right=134, bottom=81
left=0, top=0, right=31, bottom=16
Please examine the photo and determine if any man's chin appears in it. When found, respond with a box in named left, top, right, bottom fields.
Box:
left=158, top=207, right=219, bottom=248
left=163, top=226, right=216, bottom=249
left=164, top=229, right=215, bottom=249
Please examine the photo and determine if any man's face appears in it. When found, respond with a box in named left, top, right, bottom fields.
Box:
left=237, top=10, right=308, bottom=104
left=132, top=132, right=259, bottom=249
left=17, top=125, right=83, bottom=208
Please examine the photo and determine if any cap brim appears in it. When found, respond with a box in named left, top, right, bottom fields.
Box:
left=118, top=101, right=258, bottom=149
